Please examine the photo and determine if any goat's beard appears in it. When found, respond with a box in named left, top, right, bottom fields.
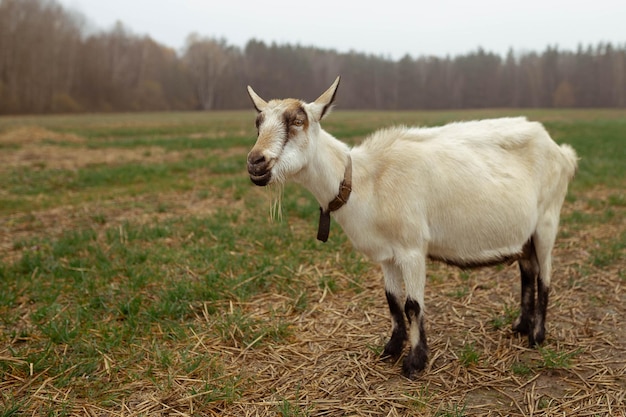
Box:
left=268, top=183, right=284, bottom=222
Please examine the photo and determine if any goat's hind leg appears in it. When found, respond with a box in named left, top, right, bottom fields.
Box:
left=512, top=227, right=555, bottom=346
left=512, top=253, right=537, bottom=336
left=530, top=221, right=558, bottom=346
left=381, top=261, right=407, bottom=361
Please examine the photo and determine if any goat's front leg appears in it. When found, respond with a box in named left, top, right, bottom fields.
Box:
left=381, top=261, right=407, bottom=361
left=397, top=251, right=428, bottom=379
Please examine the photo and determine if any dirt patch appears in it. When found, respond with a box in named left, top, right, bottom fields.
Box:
left=0, top=126, right=85, bottom=145
left=0, top=144, right=190, bottom=171
left=0, top=126, right=247, bottom=172
left=189, top=130, right=249, bottom=139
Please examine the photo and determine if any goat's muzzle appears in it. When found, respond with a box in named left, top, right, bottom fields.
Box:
left=247, top=151, right=272, bottom=186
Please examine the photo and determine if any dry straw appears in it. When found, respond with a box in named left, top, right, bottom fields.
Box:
left=1, top=175, right=624, bottom=416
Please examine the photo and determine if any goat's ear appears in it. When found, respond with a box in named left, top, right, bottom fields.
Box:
left=247, top=85, right=268, bottom=112
left=309, top=76, right=340, bottom=121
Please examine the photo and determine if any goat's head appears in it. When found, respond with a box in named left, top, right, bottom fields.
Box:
left=246, top=76, right=340, bottom=186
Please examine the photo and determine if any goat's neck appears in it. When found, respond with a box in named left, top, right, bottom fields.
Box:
left=294, top=128, right=350, bottom=210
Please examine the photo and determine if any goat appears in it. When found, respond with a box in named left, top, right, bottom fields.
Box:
left=245, top=77, right=578, bottom=379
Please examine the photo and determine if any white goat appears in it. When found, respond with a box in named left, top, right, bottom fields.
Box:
left=245, top=77, right=578, bottom=379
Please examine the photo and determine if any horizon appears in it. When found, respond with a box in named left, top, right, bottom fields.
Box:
left=58, top=0, right=626, bottom=60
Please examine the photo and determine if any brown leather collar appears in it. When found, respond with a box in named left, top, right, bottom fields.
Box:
left=317, top=154, right=352, bottom=242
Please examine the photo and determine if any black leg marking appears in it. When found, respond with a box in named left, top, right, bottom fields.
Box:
left=513, top=259, right=536, bottom=335
left=531, top=276, right=549, bottom=346
left=402, top=298, right=428, bottom=379
left=382, top=291, right=407, bottom=361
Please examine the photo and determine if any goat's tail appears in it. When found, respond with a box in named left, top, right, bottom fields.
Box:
left=559, top=143, right=579, bottom=180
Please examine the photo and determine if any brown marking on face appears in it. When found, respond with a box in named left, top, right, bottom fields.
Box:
left=281, top=100, right=309, bottom=139
left=255, top=113, right=265, bottom=132
left=253, top=99, right=308, bottom=151
left=249, top=99, right=310, bottom=175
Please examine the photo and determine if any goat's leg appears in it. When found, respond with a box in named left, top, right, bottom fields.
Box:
left=403, top=298, right=428, bottom=379
left=397, top=252, right=428, bottom=379
left=512, top=258, right=537, bottom=335
left=381, top=261, right=406, bottom=361
left=530, top=221, right=558, bottom=346
left=532, top=269, right=550, bottom=345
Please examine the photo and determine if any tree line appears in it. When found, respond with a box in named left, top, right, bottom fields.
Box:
left=1, top=0, right=625, bottom=114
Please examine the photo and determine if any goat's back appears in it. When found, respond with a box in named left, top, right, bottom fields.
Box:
left=358, top=117, right=574, bottom=191
left=346, top=117, right=576, bottom=263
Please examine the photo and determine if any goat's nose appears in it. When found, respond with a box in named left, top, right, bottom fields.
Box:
left=247, top=151, right=271, bottom=186
left=248, top=153, right=266, bottom=166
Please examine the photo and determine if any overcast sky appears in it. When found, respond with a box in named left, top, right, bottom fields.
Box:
left=58, top=0, right=625, bottom=59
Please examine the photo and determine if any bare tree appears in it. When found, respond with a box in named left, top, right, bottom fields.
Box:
left=0, top=0, right=82, bottom=113
left=1, top=0, right=625, bottom=113
left=184, top=35, right=231, bottom=110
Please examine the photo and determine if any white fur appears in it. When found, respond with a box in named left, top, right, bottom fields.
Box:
left=246, top=78, right=578, bottom=376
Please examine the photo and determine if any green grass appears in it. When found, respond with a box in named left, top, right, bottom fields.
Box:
left=405, top=385, right=433, bottom=411
left=435, top=403, right=467, bottom=417
left=511, top=361, right=533, bottom=376
left=0, top=109, right=624, bottom=415
left=545, top=119, right=626, bottom=190
left=538, top=347, right=582, bottom=370
left=590, top=231, right=626, bottom=268
left=277, top=385, right=311, bottom=417
left=490, top=305, right=519, bottom=331
left=458, top=343, right=481, bottom=367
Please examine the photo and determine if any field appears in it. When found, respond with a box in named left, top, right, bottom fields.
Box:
left=0, top=109, right=624, bottom=416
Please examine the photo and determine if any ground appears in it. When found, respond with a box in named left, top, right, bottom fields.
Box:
left=0, top=110, right=624, bottom=416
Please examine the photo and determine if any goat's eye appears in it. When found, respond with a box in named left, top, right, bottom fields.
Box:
left=293, top=119, right=304, bottom=127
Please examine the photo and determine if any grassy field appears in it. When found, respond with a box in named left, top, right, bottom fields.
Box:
left=0, top=109, right=624, bottom=416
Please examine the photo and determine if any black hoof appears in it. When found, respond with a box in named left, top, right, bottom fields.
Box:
left=529, top=329, right=545, bottom=347
left=512, top=316, right=531, bottom=335
left=401, top=350, right=428, bottom=380
left=381, top=327, right=406, bottom=362
left=381, top=338, right=405, bottom=362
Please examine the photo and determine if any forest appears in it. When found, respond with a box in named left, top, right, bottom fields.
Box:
left=1, top=0, right=625, bottom=114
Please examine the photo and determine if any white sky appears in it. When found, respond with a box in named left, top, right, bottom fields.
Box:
left=58, top=0, right=626, bottom=59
